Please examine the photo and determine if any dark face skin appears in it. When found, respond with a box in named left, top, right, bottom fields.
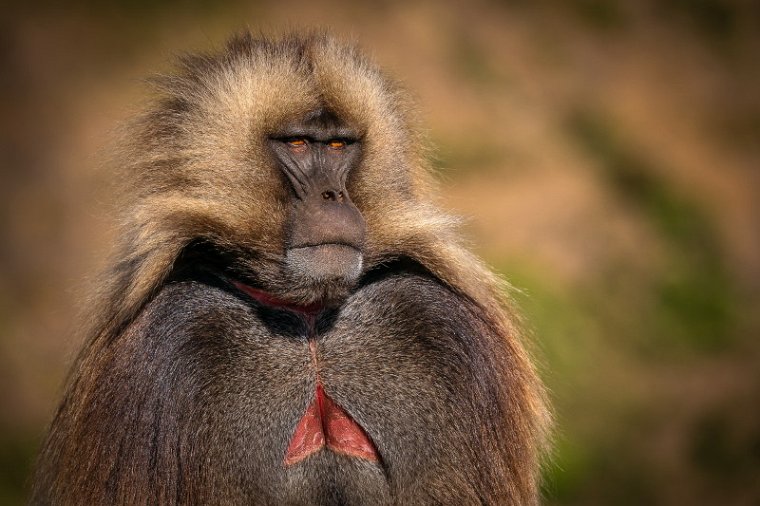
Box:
left=269, top=111, right=366, bottom=298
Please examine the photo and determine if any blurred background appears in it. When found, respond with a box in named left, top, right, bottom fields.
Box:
left=1, top=0, right=758, bottom=504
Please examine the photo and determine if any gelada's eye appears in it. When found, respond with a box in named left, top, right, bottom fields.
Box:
left=327, top=139, right=346, bottom=149
left=287, top=138, right=307, bottom=147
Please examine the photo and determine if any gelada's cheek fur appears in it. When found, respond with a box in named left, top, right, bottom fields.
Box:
left=32, top=32, right=549, bottom=506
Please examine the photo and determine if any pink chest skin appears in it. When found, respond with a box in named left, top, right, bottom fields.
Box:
left=233, top=282, right=380, bottom=466
left=285, top=382, right=379, bottom=465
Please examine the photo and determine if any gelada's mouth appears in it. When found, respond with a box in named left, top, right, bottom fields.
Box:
left=285, top=243, right=363, bottom=282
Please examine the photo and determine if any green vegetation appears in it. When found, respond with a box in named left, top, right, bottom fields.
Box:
left=0, top=435, right=36, bottom=505
left=567, top=109, right=737, bottom=353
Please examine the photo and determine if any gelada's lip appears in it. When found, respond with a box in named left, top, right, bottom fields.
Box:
left=285, top=243, right=364, bottom=282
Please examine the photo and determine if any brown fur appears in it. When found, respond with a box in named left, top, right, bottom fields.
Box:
left=33, top=32, right=549, bottom=505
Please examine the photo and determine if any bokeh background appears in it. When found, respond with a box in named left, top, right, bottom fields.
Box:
left=1, top=1, right=758, bottom=504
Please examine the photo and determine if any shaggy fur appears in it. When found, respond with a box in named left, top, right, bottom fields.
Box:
left=32, top=32, right=549, bottom=505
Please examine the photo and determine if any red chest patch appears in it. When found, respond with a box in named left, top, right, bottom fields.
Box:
left=285, top=384, right=379, bottom=465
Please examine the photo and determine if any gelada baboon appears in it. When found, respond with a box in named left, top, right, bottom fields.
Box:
left=32, top=33, right=549, bottom=505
